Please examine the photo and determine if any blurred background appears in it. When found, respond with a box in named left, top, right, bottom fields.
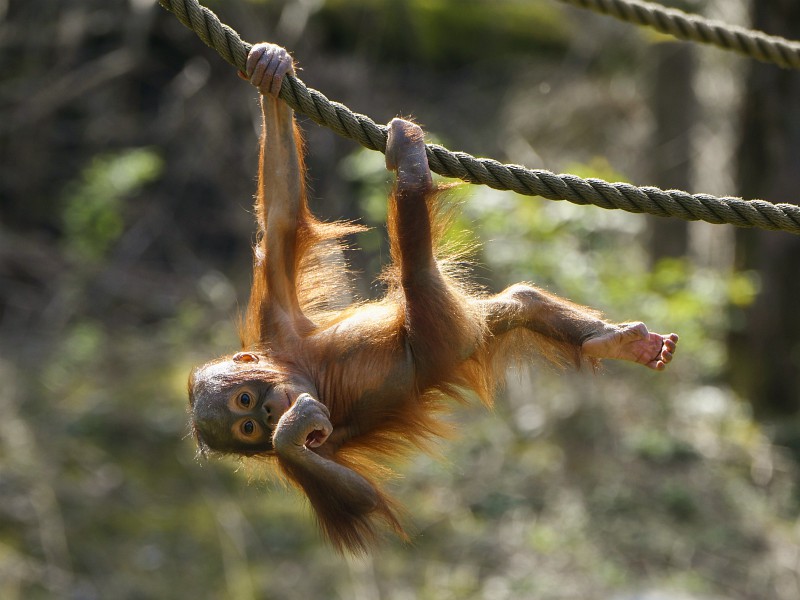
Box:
left=1, top=0, right=799, bottom=598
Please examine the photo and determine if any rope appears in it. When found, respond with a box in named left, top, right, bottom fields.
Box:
left=156, top=0, right=800, bottom=235
left=557, top=0, right=800, bottom=70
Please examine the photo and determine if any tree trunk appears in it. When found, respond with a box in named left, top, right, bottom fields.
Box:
left=647, top=39, right=695, bottom=260
left=730, top=1, right=800, bottom=419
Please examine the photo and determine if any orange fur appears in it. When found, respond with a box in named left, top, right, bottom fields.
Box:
left=191, top=97, right=611, bottom=554
left=237, top=180, right=596, bottom=551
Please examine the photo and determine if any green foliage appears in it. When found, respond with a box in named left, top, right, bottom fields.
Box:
left=409, top=0, right=569, bottom=65
left=627, top=428, right=697, bottom=465
left=339, top=146, right=389, bottom=225
left=340, top=146, right=759, bottom=382
left=455, top=161, right=756, bottom=379
left=340, top=145, right=482, bottom=288
left=564, top=156, right=630, bottom=184
left=5, top=2, right=798, bottom=598
left=62, top=148, right=163, bottom=261
left=316, top=0, right=570, bottom=66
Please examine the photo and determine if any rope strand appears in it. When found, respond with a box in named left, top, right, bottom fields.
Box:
left=157, top=0, right=800, bottom=235
left=557, top=0, right=800, bottom=70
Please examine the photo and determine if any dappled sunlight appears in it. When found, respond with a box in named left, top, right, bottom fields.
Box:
left=3, top=0, right=799, bottom=598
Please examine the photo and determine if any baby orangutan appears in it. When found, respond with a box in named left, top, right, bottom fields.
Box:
left=188, top=43, right=679, bottom=553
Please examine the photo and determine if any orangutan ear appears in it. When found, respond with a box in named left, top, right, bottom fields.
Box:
left=232, top=352, right=259, bottom=363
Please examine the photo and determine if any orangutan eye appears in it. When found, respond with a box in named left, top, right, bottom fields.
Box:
left=241, top=420, right=255, bottom=436
left=239, top=392, right=252, bottom=408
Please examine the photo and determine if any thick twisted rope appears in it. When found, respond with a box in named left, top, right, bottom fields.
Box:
left=156, top=0, right=800, bottom=235
left=558, top=0, right=800, bottom=70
